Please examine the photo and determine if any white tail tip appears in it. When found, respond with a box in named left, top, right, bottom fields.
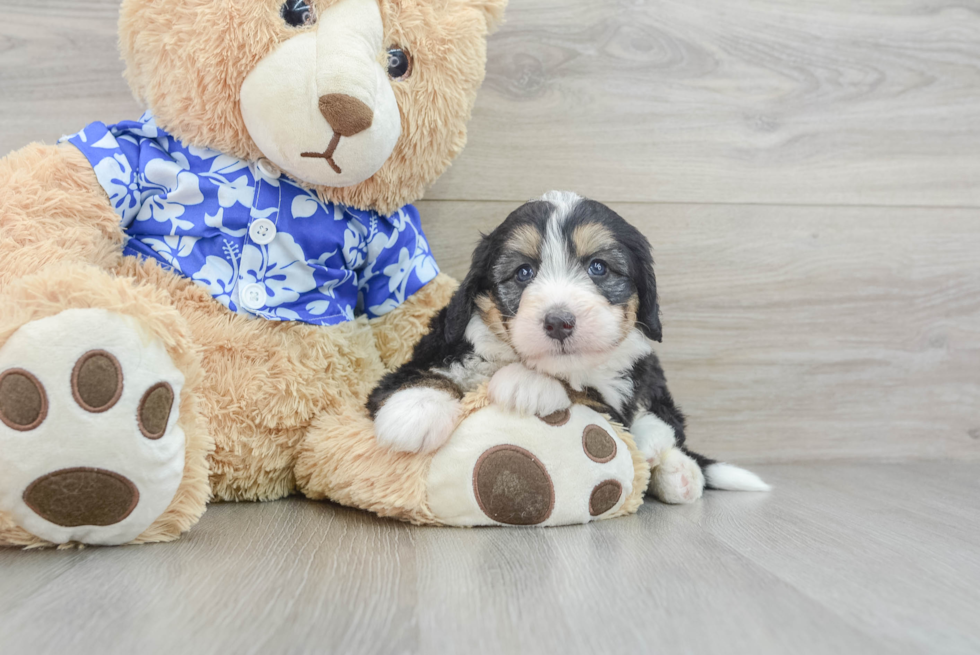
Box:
left=704, top=463, right=771, bottom=492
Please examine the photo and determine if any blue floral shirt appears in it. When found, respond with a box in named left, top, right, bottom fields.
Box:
left=62, top=113, right=439, bottom=325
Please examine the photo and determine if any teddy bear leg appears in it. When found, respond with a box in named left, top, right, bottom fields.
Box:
left=297, top=386, right=650, bottom=527
left=424, top=403, right=649, bottom=526
left=0, top=266, right=210, bottom=547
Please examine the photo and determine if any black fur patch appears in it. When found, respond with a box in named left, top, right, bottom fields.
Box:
left=561, top=200, right=662, bottom=341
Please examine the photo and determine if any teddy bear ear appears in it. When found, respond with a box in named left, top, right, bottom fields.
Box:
left=468, top=0, right=508, bottom=32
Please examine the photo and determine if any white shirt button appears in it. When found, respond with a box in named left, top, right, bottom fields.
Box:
left=241, top=284, right=267, bottom=310
left=249, top=218, right=277, bottom=245
left=256, top=158, right=281, bottom=179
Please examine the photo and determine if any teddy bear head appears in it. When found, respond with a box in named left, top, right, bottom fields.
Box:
left=119, top=0, right=505, bottom=214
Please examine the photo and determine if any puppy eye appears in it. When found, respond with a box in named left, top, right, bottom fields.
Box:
left=282, top=0, right=316, bottom=27
left=386, top=48, right=413, bottom=80
left=516, top=264, right=535, bottom=283
left=588, top=259, right=608, bottom=277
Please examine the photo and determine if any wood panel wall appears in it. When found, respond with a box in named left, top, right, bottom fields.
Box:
left=1, top=0, right=978, bottom=463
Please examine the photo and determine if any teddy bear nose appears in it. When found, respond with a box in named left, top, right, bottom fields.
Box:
left=318, top=93, right=374, bottom=137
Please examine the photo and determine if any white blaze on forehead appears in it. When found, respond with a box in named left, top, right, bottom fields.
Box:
left=539, top=190, right=583, bottom=222
left=538, top=190, right=583, bottom=281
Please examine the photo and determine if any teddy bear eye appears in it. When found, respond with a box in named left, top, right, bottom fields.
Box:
left=386, top=48, right=413, bottom=80
left=281, top=0, right=316, bottom=28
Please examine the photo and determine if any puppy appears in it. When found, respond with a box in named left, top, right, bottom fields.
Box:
left=368, top=191, right=769, bottom=503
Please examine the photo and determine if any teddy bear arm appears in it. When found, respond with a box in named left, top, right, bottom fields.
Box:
left=0, top=144, right=125, bottom=287
left=368, top=273, right=458, bottom=371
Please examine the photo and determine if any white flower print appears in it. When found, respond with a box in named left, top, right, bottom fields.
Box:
left=92, top=153, right=141, bottom=225
left=192, top=255, right=237, bottom=308
left=136, top=158, right=204, bottom=234
left=383, top=247, right=413, bottom=295
left=367, top=298, right=401, bottom=316
left=239, top=232, right=317, bottom=308
left=342, top=223, right=368, bottom=270
left=292, top=193, right=321, bottom=219
left=217, top=174, right=254, bottom=208
left=141, top=235, right=199, bottom=272
left=304, top=273, right=352, bottom=316
left=414, top=253, right=439, bottom=283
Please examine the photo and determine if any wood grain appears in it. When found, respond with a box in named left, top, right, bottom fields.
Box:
left=0, top=0, right=142, bottom=153
left=3, top=462, right=978, bottom=654
left=2, top=1, right=979, bottom=207
left=679, top=461, right=980, bottom=654
left=418, top=200, right=980, bottom=463
left=429, top=0, right=980, bottom=206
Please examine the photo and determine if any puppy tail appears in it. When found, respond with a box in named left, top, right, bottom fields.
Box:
left=683, top=448, right=770, bottom=492
left=703, top=462, right=771, bottom=492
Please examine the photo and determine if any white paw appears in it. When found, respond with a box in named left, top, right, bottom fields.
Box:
left=648, top=447, right=704, bottom=504
left=631, top=412, right=677, bottom=467
left=487, top=363, right=570, bottom=417
left=374, top=387, right=462, bottom=454
left=0, top=309, right=186, bottom=545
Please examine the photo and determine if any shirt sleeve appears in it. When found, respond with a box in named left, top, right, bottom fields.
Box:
left=63, top=121, right=147, bottom=227
left=354, top=204, right=441, bottom=319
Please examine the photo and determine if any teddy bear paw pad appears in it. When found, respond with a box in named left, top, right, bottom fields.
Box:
left=0, top=309, right=185, bottom=545
left=427, top=405, right=635, bottom=526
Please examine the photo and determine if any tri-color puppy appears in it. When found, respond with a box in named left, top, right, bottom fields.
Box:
left=368, top=191, right=768, bottom=503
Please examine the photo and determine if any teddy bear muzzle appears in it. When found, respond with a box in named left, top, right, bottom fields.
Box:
left=240, top=0, right=402, bottom=188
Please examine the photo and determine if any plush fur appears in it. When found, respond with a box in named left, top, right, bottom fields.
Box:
left=369, top=192, right=768, bottom=502
left=120, top=0, right=506, bottom=215
left=0, top=0, right=656, bottom=546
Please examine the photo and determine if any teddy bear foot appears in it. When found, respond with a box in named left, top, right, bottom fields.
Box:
left=0, top=309, right=186, bottom=545
left=426, top=405, right=640, bottom=526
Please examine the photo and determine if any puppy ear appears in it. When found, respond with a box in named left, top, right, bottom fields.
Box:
left=443, top=235, right=492, bottom=343
left=627, top=231, right=663, bottom=342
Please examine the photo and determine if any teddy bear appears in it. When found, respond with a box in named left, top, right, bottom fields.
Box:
left=0, top=0, right=672, bottom=548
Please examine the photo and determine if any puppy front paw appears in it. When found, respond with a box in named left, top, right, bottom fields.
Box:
left=488, top=363, right=570, bottom=417
left=631, top=412, right=677, bottom=468
left=374, top=387, right=463, bottom=454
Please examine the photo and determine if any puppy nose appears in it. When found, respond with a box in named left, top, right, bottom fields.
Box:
left=318, top=94, right=373, bottom=137
left=543, top=312, right=576, bottom=341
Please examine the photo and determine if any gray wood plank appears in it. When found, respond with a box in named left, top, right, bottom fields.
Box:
left=429, top=0, right=980, bottom=206
left=678, top=461, right=980, bottom=655
left=5, top=463, right=953, bottom=655
left=418, top=200, right=980, bottom=464
left=0, top=0, right=142, bottom=153
left=412, top=504, right=908, bottom=655
left=2, top=1, right=979, bottom=207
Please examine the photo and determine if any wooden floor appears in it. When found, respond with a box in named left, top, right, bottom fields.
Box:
left=0, top=462, right=977, bottom=655
left=2, top=1, right=979, bottom=653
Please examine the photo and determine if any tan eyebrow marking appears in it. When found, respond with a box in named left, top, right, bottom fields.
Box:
left=505, top=224, right=542, bottom=259
left=572, top=222, right=616, bottom=258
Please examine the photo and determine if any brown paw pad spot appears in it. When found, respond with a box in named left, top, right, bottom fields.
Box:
left=0, top=369, right=48, bottom=431
left=582, top=424, right=617, bottom=463
left=23, top=467, right=139, bottom=527
left=538, top=408, right=571, bottom=426
left=590, top=480, right=623, bottom=516
left=71, top=350, right=123, bottom=413
left=138, top=382, right=174, bottom=440
left=473, top=445, right=555, bottom=525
